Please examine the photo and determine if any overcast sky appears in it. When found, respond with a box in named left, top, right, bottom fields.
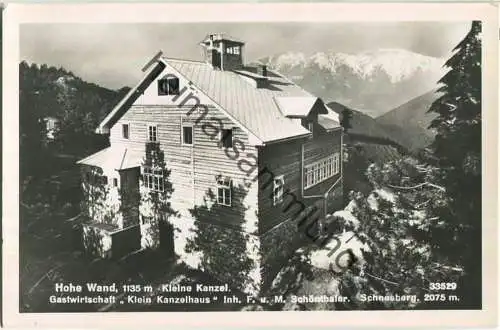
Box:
left=20, top=22, right=471, bottom=90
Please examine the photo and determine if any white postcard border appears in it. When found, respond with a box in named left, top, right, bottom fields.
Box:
left=3, top=2, right=498, bottom=328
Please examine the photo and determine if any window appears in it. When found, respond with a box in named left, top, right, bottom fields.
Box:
left=182, top=126, right=193, bottom=145
left=217, top=177, right=232, bottom=206
left=141, top=216, right=153, bottom=225
left=148, top=125, right=157, bottom=142
left=333, top=152, right=340, bottom=174
left=225, top=46, right=240, bottom=55
left=221, top=129, right=233, bottom=148
left=273, top=175, right=284, bottom=205
left=158, top=76, right=180, bottom=95
left=113, top=178, right=118, bottom=187
left=143, top=167, right=164, bottom=192
left=122, top=124, right=129, bottom=139
left=304, top=153, right=340, bottom=189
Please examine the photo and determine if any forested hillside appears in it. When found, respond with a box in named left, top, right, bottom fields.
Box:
left=328, top=102, right=396, bottom=142
left=19, top=61, right=129, bottom=171
left=19, top=62, right=132, bottom=312
left=327, top=101, right=407, bottom=195
left=376, top=91, right=441, bottom=151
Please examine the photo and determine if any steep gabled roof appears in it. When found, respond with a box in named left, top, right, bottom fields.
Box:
left=163, top=57, right=318, bottom=143
left=98, top=56, right=340, bottom=144
left=97, top=61, right=166, bottom=134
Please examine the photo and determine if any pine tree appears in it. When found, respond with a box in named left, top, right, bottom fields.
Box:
left=427, top=21, right=482, bottom=308
left=429, top=21, right=481, bottom=169
left=19, top=62, right=50, bottom=181
left=335, top=158, right=463, bottom=310
left=139, top=142, right=176, bottom=249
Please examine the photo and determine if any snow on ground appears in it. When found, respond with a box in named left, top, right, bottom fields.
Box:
left=332, top=210, right=360, bottom=229
left=408, top=210, right=426, bottom=226
left=374, top=188, right=396, bottom=203
left=344, top=199, right=358, bottom=213
left=306, top=185, right=430, bottom=275
left=367, top=194, right=379, bottom=211
left=400, top=238, right=412, bottom=247
left=309, top=231, right=371, bottom=272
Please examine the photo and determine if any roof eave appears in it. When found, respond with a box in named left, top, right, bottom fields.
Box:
left=260, top=132, right=312, bottom=146
left=96, top=59, right=166, bottom=134
left=324, top=126, right=342, bottom=133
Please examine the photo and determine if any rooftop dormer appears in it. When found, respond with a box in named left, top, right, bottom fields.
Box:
left=200, top=33, right=245, bottom=71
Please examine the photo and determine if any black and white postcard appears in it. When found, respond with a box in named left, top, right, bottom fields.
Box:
left=3, top=2, right=498, bottom=328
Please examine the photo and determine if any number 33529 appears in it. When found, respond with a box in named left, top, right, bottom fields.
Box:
left=429, top=282, right=457, bottom=290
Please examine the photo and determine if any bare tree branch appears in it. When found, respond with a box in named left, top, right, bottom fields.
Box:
left=387, top=182, right=445, bottom=192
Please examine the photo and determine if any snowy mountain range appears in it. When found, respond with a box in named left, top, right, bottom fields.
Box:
left=260, top=48, right=448, bottom=117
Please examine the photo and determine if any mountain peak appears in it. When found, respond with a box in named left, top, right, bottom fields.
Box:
left=266, top=48, right=446, bottom=83
left=262, top=48, right=447, bottom=115
left=265, top=51, right=307, bottom=69
left=322, top=48, right=445, bottom=83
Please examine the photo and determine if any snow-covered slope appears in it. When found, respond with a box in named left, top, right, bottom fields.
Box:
left=310, top=49, right=445, bottom=83
left=261, top=49, right=447, bottom=117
